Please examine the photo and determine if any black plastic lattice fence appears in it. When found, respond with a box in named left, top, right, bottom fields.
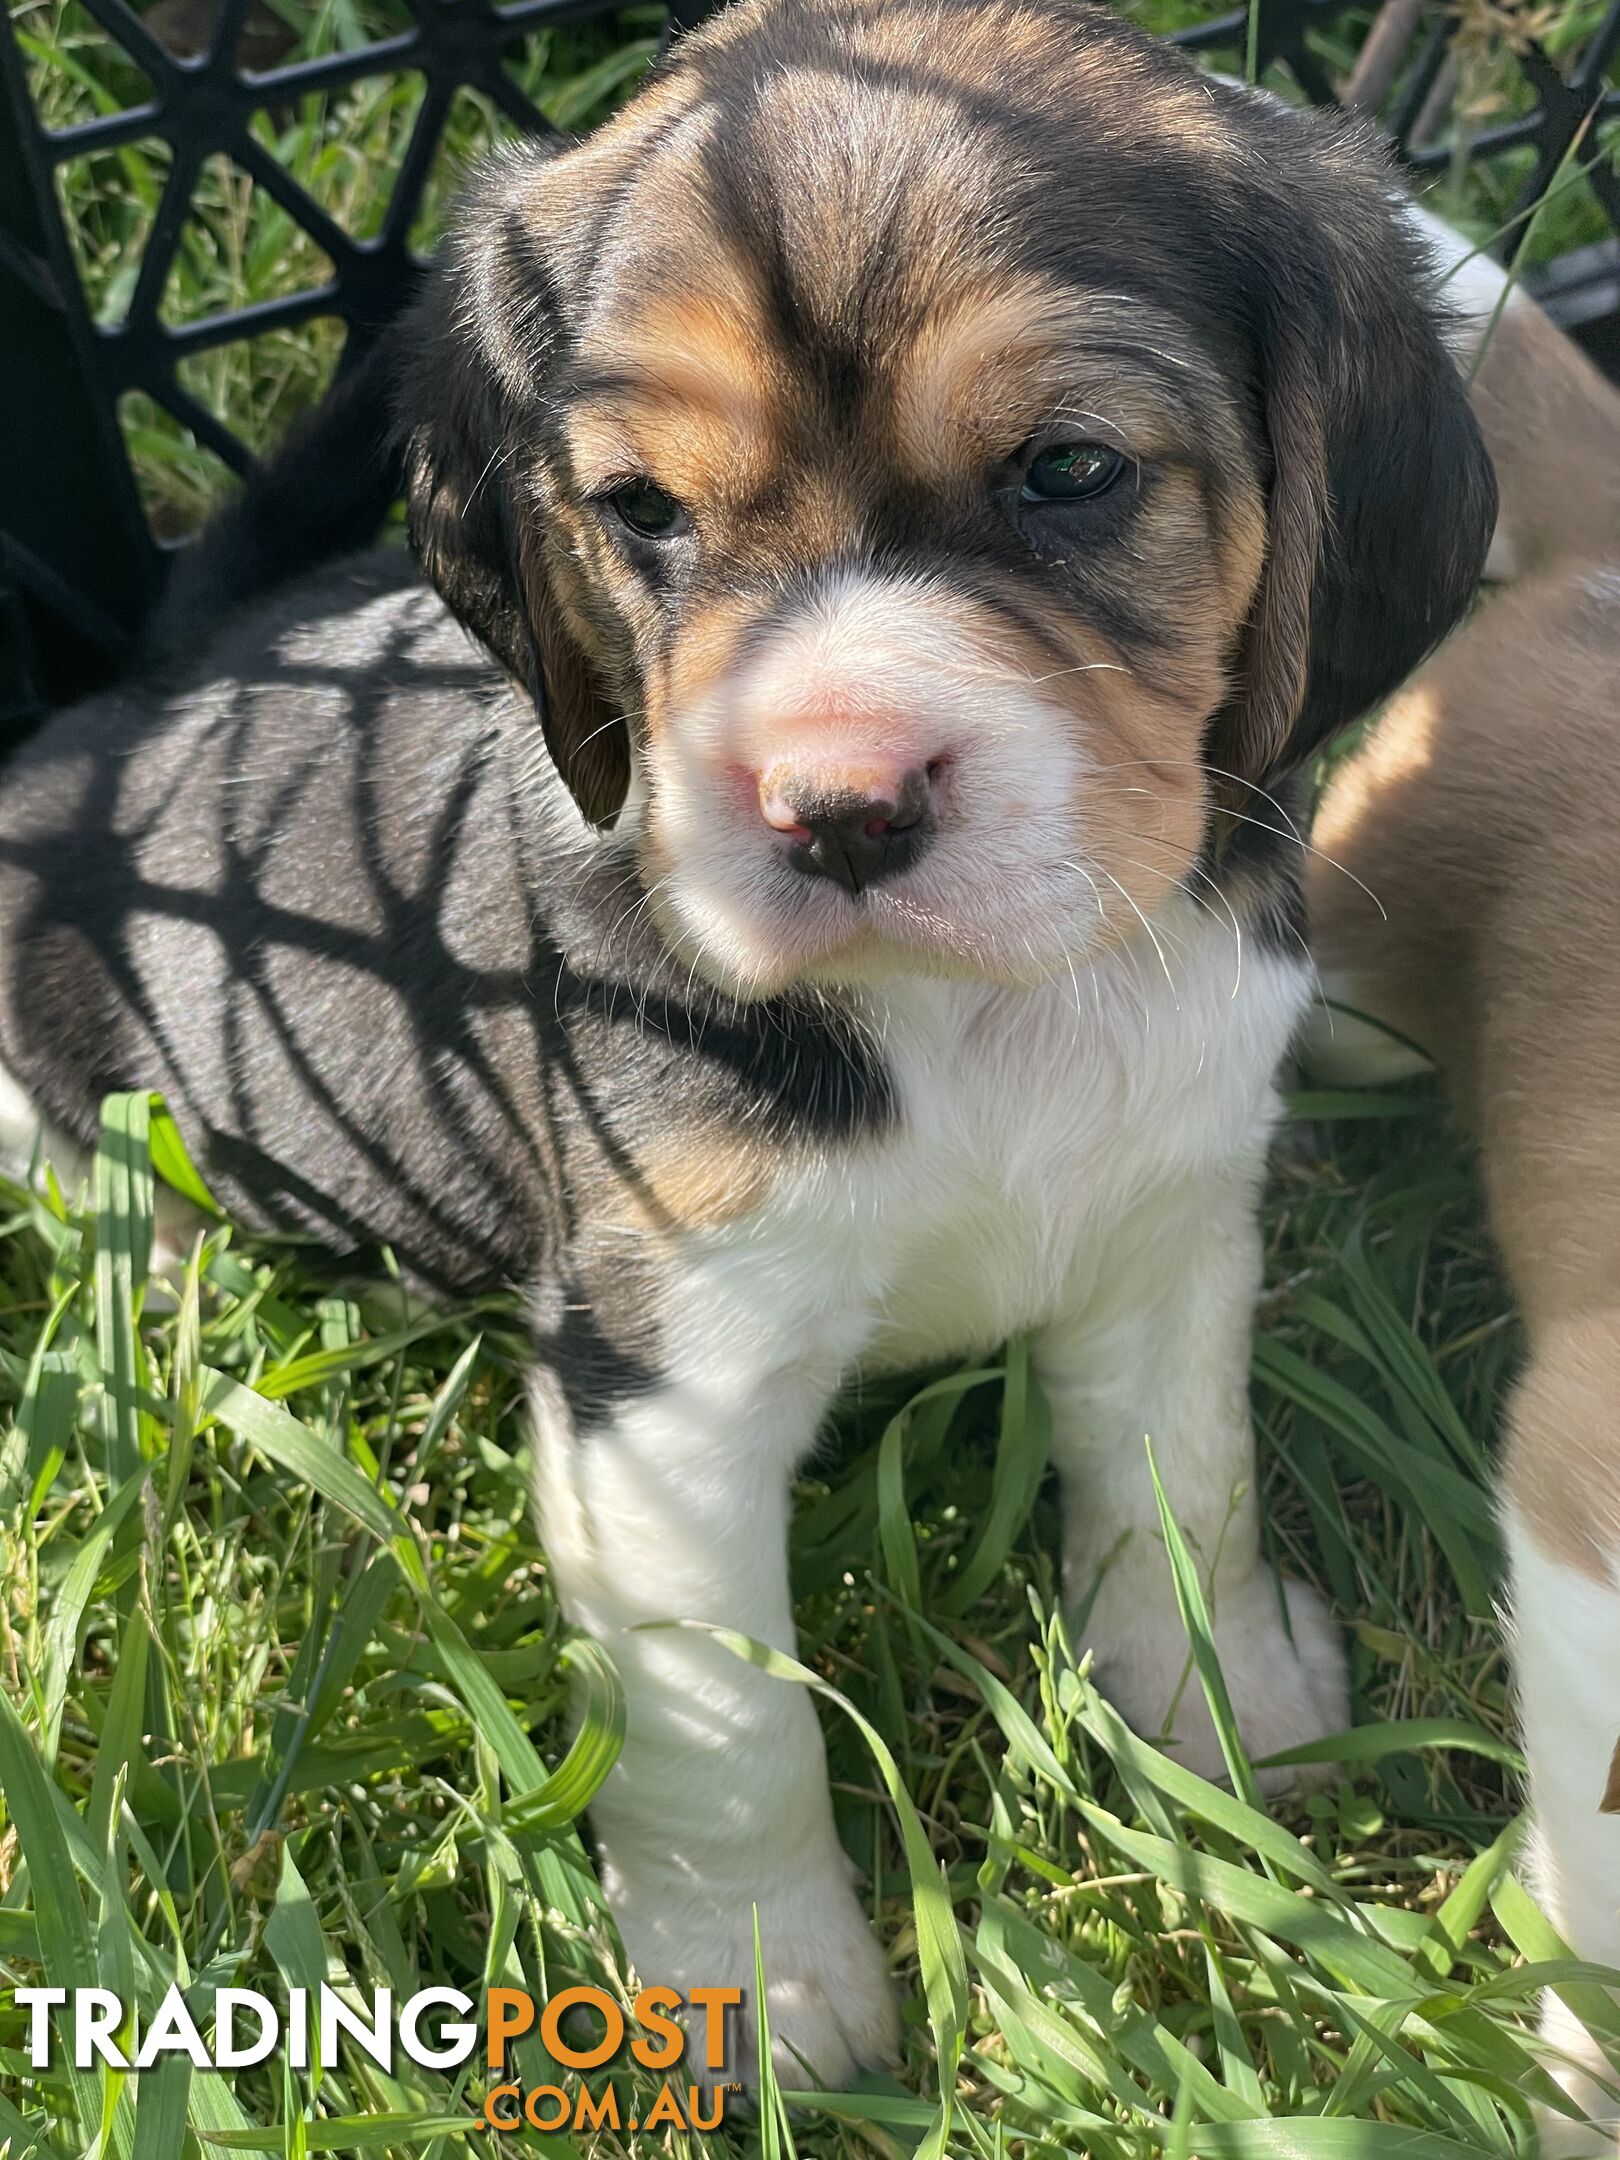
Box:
left=3, top=0, right=1619, bottom=732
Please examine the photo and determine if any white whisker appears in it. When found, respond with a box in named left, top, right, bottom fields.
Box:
left=1097, top=868, right=1178, bottom=1013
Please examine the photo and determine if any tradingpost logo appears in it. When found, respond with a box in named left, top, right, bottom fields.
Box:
left=15, top=1981, right=744, bottom=2133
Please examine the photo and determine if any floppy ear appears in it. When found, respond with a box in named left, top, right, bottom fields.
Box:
left=397, top=174, right=630, bottom=827
left=1208, top=111, right=1498, bottom=789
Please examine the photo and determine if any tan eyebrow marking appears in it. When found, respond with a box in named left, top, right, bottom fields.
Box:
left=894, top=278, right=1074, bottom=471
left=574, top=278, right=783, bottom=416
left=891, top=276, right=1227, bottom=483
left=566, top=284, right=786, bottom=500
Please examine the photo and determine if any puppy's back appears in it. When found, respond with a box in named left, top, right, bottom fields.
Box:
left=1466, top=277, right=1620, bottom=580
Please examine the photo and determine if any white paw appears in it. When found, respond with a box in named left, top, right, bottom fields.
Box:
left=1082, top=1569, right=1350, bottom=1794
left=1536, top=1994, right=1620, bottom=2157
left=602, top=1847, right=899, bottom=2091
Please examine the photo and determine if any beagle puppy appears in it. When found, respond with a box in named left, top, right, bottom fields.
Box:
left=0, top=0, right=1495, bottom=2085
left=1308, top=304, right=1620, bottom=2147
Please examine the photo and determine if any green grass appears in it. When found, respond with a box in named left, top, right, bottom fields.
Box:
left=0, top=1069, right=1604, bottom=2158
left=5, top=0, right=1620, bottom=2151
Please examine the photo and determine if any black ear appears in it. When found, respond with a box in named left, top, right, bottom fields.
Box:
left=1207, top=103, right=1498, bottom=789
left=397, top=166, right=630, bottom=827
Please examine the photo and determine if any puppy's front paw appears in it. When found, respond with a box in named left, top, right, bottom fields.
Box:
left=751, top=1920, right=901, bottom=2093
left=1083, top=1571, right=1350, bottom=1794
left=605, top=1849, right=899, bottom=2091
left=1536, top=1994, right=1620, bottom=2157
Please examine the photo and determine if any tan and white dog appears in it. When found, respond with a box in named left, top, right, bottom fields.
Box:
left=1309, top=217, right=1620, bottom=2153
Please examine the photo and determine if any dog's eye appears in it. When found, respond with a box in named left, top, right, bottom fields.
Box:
left=606, top=478, right=691, bottom=540
left=1020, top=441, right=1125, bottom=504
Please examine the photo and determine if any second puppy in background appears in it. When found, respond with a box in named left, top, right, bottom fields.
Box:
left=1406, top=201, right=1620, bottom=582
left=1308, top=306, right=1620, bottom=2150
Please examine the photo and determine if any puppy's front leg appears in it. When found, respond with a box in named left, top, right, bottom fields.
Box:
left=1036, top=1168, right=1348, bottom=1788
left=1502, top=1333, right=1620, bottom=2155
left=529, top=1361, right=898, bottom=2089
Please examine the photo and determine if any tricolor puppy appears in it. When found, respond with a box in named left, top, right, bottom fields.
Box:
left=0, top=0, right=1495, bottom=2085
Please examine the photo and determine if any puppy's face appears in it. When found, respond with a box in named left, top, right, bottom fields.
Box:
left=407, top=0, right=1496, bottom=1000
left=564, top=148, right=1265, bottom=993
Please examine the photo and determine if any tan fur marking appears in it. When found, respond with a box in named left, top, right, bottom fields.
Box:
left=1472, top=297, right=1620, bottom=578
left=1503, top=1313, right=1620, bottom=1580
left=908, top=578, right=1221, bottom=936
left=893, top=280, right=1076, bottom=479
left=1308, top=682, right=1463, bottom=1070
left=603, top=291, right=778, bottom=422
left=891, top=281, right=1232, bottom=485
left=567, top=290, right=782, bottom=505
left=1310, top=566, right=1620, bottom=1581
left=616, top=1132, right=776, bottom=1233
left=651, top=594, right=766, bottom=735
left=1069, top=658, right=1215, bottom=927
left=568, top=400, right=773, bottom=512
left=564, top=238, right=858, bottom=551
left=1602, top=1737, right=1620, bottom=1815
left=1215, top=489, right=1268, bottom=620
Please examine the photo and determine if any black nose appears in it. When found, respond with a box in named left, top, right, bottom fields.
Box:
left=778, top=768, right=934, bottom=896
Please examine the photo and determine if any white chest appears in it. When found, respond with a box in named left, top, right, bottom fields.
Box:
left=663, top=909, right=1309, bottom=1386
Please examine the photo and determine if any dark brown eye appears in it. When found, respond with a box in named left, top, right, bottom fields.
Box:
left=606, top=478, right=691, bottom=539
left=1020, top=441, right=1126, bottom=504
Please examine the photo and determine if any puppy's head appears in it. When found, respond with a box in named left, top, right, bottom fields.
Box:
left=403, top=0, right=1495, bottom=998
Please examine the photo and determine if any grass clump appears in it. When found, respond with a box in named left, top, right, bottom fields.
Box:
left=0, top=1076, right=1602, bottom=2156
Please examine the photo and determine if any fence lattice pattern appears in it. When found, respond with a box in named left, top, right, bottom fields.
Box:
left=2, top=0, right=1618, bottom=727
